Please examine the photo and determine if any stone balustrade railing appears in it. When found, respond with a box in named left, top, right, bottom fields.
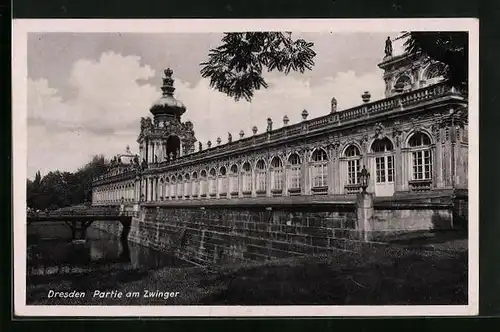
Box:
left=95, top=82, right=463, bottom=178
left=93, top=168, right=137, bottom=184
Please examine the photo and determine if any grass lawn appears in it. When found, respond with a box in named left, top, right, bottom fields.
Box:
left=26, top=237, right=467, bottom=306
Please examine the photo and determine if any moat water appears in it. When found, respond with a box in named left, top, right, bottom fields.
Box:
left=27, top=222, right=192, bottom=278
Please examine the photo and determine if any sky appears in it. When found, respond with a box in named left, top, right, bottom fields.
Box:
left=27, top=31, right=406, bottom=178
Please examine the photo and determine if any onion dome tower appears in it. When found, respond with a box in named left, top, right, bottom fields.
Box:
left=150, top=68, right=186, bottom=123
left=137, top=68, right=197, bottom=169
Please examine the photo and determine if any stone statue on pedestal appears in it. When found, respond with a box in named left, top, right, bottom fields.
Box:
left=385, top=36, right=393, bottom=57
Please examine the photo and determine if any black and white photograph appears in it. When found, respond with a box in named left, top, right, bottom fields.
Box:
left=13, top=19, right=478, bottom=317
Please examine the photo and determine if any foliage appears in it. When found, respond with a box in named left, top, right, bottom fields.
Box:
left=200, top=32, right=316, bottom=102
left=27, top=155, right=108, bottom=211
left=399, top=31, right=468, bottom=90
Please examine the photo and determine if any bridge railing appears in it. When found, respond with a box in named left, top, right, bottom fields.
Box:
left=27, top=207, right=136, bottom=218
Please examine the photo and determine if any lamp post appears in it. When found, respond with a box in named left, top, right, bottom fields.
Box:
left=356, top=164, right=373, bottom=242
left=358, top=165, right=370, bottom=193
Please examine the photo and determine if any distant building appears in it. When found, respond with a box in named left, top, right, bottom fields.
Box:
left=92, top=44, right=468, bottom=206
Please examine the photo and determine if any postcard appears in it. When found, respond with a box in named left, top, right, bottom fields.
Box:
left=12, top=18, right=479, bottom=317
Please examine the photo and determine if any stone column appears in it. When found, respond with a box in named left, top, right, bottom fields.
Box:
left=134, top=180, right=139, bottom=202
left=151, top=177, right=156, bottom=201
left=356, top=191, right=374, bottom=242
left=333, top=156, right=341, bottom=195
left=401, top=150, right=409, bottom=191
left=450, top=123, right=458, bottom=190
left=238, top=171, right=243, bottom=198
left=328, top=147, right=335, bottom=195
left=283, top=164, right=288, bottom=196
left=266, top=165, right=271, bottom=197
left=145, top=178, right=150, bottom=201
left=394, top=131, right=403, bottom=192
left=149, top=142, right=154, bottom=163
left=435, top=139, right=443, bottom=189
left=251, top=167, right=256, bottom=198
left=301, top=150, right=309, bottom=195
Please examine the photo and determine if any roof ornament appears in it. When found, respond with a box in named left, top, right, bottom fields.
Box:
left=161, top=68, right=175, bottom=96
left=384, top=36, right=393, bottom=58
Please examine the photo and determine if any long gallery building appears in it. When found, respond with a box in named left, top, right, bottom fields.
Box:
left=92, top=50, right=468, bottom=206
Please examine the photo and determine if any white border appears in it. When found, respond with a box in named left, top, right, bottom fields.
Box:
left=12, top=18, right=479, bottom=317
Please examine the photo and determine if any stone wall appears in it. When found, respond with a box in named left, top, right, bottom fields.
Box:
left=93, top=193, right=467, bottom=265
left=370, top=192, right=468, bottom=240
left=93, top=204, right=385, bottom=266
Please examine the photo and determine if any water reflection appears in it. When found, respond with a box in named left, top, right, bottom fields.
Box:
left=27, top=224, right=192, bottom=277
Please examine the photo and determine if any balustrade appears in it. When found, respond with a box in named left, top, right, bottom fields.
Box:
left=408, top=179, right=432, bottom=192
left=92, top=83, right=462, bottom=202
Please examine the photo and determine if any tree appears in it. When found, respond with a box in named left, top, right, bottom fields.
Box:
left=27, top=170, right=42, bottom=209
left=26, top=155, right=109, bottom=210
left=399, top=32, right=468, bottom=90
left=200, top=32, right=316, bottom=102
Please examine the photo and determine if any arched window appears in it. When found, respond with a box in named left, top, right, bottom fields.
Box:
left=255, top=159, right=267, bottom=193
left=209, top=168, right=217, bottom=196
left=423, top=62, right=446, bottom=85
left=218, top=166, right=228, bottom=196
left=166, top=135, right=181, bottom=160
left=177, top=175, right=184, bottom=198
left=191, top=172, right=198, bottom=197
left=241, top=162, right=252, bottom=193
left=310, top=148, right=329, bottom=188
left=371, top=138, right=395, bottom=184
left=229, top=164, right=239, bottom=194
left=159, top=178, right=164, bottom=199
left=184, top=173, right=191, bottom=198
left=408, top=132, right=432, bottom=180
left=169, top=176, right=176, bottom=198
left=287, top=153, right=301, bottom=191
left=200, top=170, right=208, bottom=196
left=270, top=156, right=284, bottom=191
left=345, top=145, right=361, bottom=185
left=165, top=177, right=170, bottom=199
left=394, top=75, right=412, bottom=93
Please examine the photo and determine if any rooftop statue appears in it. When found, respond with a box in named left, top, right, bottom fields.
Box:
left=385, top=36, right=393, bottom=57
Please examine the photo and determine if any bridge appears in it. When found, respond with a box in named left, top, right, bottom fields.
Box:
left=27, top=207, right=135, bottom=241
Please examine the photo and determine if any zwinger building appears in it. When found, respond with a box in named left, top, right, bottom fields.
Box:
left=91, top=46, right=468, bottom=206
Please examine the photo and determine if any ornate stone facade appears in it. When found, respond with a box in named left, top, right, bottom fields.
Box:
left=92, top=51, right=468, bottom=206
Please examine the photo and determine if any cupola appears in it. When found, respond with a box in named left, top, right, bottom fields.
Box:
left=149, top=68, right=186, bottom=123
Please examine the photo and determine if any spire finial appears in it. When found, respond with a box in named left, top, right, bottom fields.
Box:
left=161, top=68, right=175, bottom=96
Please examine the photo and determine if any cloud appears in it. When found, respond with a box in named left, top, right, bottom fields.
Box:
left=28, top=51, right=386, bottom=178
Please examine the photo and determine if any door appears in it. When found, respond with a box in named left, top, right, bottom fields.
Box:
left=374, top=155, right=395, bottom=196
